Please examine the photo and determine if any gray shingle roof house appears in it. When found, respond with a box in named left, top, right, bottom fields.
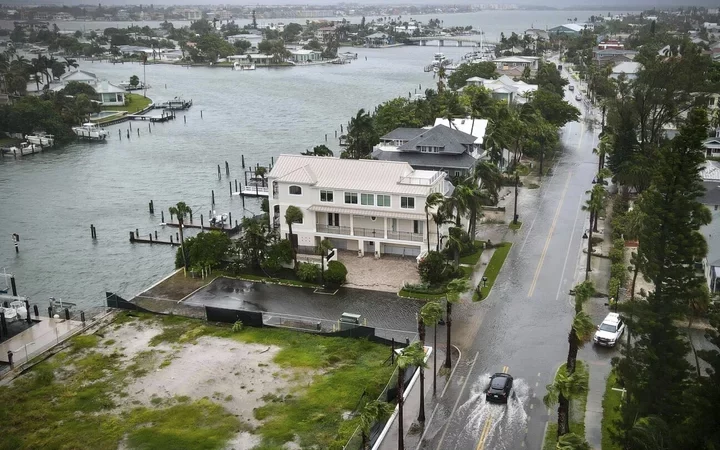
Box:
left=372, top=124, right=480, bottom=176
left=700, top=160, right=720, bottom=292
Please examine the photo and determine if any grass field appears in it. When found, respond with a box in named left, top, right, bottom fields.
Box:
left=0, top=312, right=394, bottom=450
left=459, top=241, right=484, bottom=265
left=103, top=93, right=152, bottom=113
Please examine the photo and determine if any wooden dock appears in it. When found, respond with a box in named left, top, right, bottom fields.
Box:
left=129, top=231, right=180, bottom=246
left=163, top=220, right=241, bottom=233
left=128, top=114, right=175, bottom=123
left=232, top=185, right=269, bottom=198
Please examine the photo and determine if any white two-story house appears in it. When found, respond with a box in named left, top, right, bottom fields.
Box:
left=268, top=155, right=452, bottom=259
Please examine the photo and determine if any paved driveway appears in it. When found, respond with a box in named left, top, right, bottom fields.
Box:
left=337, top=250, right=420, bottom=293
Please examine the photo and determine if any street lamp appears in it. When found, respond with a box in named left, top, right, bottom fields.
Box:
left=482, top=276, right=488, bottom=288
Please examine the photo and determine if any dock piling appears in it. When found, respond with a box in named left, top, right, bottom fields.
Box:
left=149, top=233, right=153, bottom=243
left=135, top=228, right=139, bottom=237
left=90, top=224, right=97, bottom=239
left=184, top=116, right=186, bottom=124
left=161, top=210, right=165, bottom=223
left=149, top=200, right=154, bottom=214
left=201, top=110, right=203, bottom=119
left=241, top=193, right=245, bottom=208
left=201, top=214, right=204, bottom=230
left=228, top=212, right=232, bottom=227
left=129, top=122, right=132, bottom=131
left=154, top=230, right=158, bottom=239
left=33, top=305, right=39, bottom=318
left=149, top=123, right=151, bottom=133
left=170, top=235, right=173, bottom=244
left=130, top=231, right=135, bottom=242
left=217, top=165, right=221, bottom=180
left=190, top=211, right=193, bottom=223
left=211, top=190, right=215, bottom=206
left=335, top=130, right=337, bottom=138
left=235, top=179, right=238, bottom=192
left=271, top=156, right=274, bottom=166
left=10, top=276, right=17, bottom=296
left=241, top=155, right=245, bottom=168
left=137, top=129, right=139, bottom=137
left=118, top=129, right=121, bottom=139
left=229, top=181, right=232, bottom=197
left=225, top=161, right=229, bottom=176
left=325, top=134, right=327, bottom=142
left=176, top=232, right=179, bottom=241
left=127, top=130, right=130, bottom=138
left=340, top=124, right=343, bottom=132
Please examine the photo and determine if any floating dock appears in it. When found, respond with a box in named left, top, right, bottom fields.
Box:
left=128, top=113, right=175, bottom=123
left=129, top=232, right=180, bottom=246
left=233, top=185, right=269, bottom=198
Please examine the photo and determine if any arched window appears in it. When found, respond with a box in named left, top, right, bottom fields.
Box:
left=289, top=185, right=302, bottom=195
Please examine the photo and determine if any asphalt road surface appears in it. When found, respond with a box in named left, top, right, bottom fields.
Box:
left=418, top=74, right=607, bottom=450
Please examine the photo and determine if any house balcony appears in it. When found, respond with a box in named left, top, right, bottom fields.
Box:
left=316, top=223, right=351, bottom=235
left=315, top=223, right=424, bottom=243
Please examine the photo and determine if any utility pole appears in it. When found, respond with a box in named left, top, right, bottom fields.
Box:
left=513, top=172, right=520, bottom=225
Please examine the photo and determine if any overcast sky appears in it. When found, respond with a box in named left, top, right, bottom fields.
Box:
left=4, top=0, right=705, bottom=8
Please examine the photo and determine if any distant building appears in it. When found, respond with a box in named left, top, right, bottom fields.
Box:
left=491, top=56, right=539, bottom=77
left=464, top=74, right=538, bottom=104
left=524, top=28, right=549, bottom=40
left=700, top=160, right=720, bottom=292
left=593, top=48, right=637, bottom=66
left=53, top=12, right=75, bottom=21
left=289, top=49, right=323, bottom=63
left=364, top=32, right=393, bottom=47
left=94, top=80, right=126, bottom=106
left=597, top=39, right=624, bottom=50
left=609, top=61, right=643, bottom=80
left=116, top=10, right=130, bottom=21
left=548, top=24, right=586, bottom=35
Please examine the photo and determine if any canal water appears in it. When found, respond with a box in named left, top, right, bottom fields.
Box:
left=0, top=11, right=611, bottom=310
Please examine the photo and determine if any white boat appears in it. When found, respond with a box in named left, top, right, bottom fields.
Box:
left=233, top=62, right=256, bottom=71
left=72, top=123, right=110, bottom=141
left=118, top=81, right=150, bottom=91
left=209, top=213, right=229, bottom=227
left=25, top=132, right=54, bottom=147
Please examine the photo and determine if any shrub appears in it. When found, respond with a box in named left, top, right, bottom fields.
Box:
left=418, top=251, right=451, bottom=285
left=326, top=261, right=347, bottom=286
left=610, top=263, right=627, bottom=285
left=402, top=283, right=446, bottom=295
left=297, top=262, right=320, bottom=283
left=232, top=320, right=244, bottom=333
left=262, top=239, right=293, bottom=273
left=609, top=239, right=625, bottom=264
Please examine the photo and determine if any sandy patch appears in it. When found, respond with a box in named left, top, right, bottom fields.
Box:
left=125, top=335, right=288, bottom=426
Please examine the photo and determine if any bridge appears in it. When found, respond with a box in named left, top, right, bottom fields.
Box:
left=407, top=35, right=499, bottom=47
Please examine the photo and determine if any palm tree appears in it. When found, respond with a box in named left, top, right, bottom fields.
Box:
left=593, top=133, right=613, bottom=174
left=582, top=184, right=605, bottom=279
left=359, top=400, right=394, bottom=450
left=421, top=300, right=444, bottom=397
left=483, top=117, right=509, bottom=167
left=443, top=183, right=472, bottom=227
left=626, top=416, right=671, bottom=450
left=444, top=278, right=469, bottom=368
left=425, top=193, right=444, bottom=254
left=317, top=238, right=333, bottom=285
left=556, top=433, right=591, bottom=450
left=431, top=208, right=453, bottom=252
left=446, top=227, right=466, bottom=268
left=543, top=366, right=589, bottom=438
left=284, top=205, right=303, bottom=267
left=396, top=342, right=427, bottom=450
left=346, top=109, right=377, bottom=159
left=169, top=202, right=193, bottom=270
left=566, top=311, right=595, bottom=374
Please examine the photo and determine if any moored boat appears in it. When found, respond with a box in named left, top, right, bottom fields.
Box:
left=72, top=123, right=110, bottom=141
left=25, top=132, right=55, bottom=147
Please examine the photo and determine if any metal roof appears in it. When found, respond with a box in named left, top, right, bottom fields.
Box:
left=269, top=155, right=444, bottom=195
left=372, top=148, right=477, bottom=170
left=397, top=125, right=476, bottom=154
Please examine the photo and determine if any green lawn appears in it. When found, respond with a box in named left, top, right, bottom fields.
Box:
left=601, top=370, right=623, bottom=450
left=0, top=312, right=394, bottom=450
left=398, top=288, right=445, bottom=300
left=236, top=273, right=319, bottom=289
left=509, top=221, right=523, bottom=231
left=473, top=242, right=512, bottom=301
left=103, top=93, right=152, bottom=113
left=459, top=241, right=484, bottom=265
left=543, top=361, right=590, bottom=450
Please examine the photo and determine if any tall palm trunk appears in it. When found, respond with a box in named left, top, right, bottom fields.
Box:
left=433, top=325, right=438, bottom=396
left=566, top=328, right=578, bottom=374
left=444, top=301, right=452, bottom=368
left=557, top=393, right=570, bottom=437
left=585, top=211, right=594, bottom=280
left=418, top=319, right=426, bottom=422
left=397, top=366, right=405, bottom=450
left=426, top=213, right=431, bottom=253
left=288, top=223, right=297, bottom=267
left=436, top=222, right=441, bottom=252
left=178, top=217, right=188, bottom=269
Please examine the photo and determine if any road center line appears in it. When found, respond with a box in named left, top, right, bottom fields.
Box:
left=527, top=170, right=573, bottom=298
left=436, top=351, right=479, bottom=449
left=555, top=190, right=586, bottom=301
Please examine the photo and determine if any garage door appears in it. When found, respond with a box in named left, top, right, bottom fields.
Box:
left=328, top=238, right=348, bottom=250
left=383, top=245, right=421, bottom=257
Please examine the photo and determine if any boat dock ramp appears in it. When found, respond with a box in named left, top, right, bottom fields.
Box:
left=127, top=113, right=176, bottom=123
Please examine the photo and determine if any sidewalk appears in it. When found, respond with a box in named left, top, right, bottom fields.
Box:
left=377, top=346, right=454, bottom=450
left=582, top=216, right=614, bottom=450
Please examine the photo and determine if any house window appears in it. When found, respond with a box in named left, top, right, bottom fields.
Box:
left=320, top=190, right=333, bottom=202
left=401, top=197, right=415, bottom=209
left=289, top=185, right=302, bottom=195
left=345, top=192, right=358, bottom=204
left=377, top=195, right=391, bottom=207
left=328, top=213, right=339, bottom=226
left=454, top=171, right=461, bottom=177
left=361, top=193, right=374, bottom=205
left=413, top=220, right=420, bottom=234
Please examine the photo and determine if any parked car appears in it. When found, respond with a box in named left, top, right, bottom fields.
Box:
left=569, top=85, right=575, bottom=91
left=486, top=373, right=513, bottom=403
left=593, top=312, right=626, bottom=347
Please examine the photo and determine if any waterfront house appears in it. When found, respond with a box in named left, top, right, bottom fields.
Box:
left=524, top=28, right=549, bottom=41
left=704, top=137, right=720, bottom=158
left=94, top=81, right=126, bottom=106
left=593, top=48, right=638, bottom=67
left=61, top=69, right=98, bottom=85
left=247, top=53, right=274, bottom=65
left=610, top=61, right=643, bottom=80
left=268, top=155, right=452, bottom=259
left=372, top=124, right=481, bottom=177
left=364, top=32, right=393, bottom=47
left=491, top=56, right=539, bottom=77
left=289, top=49, right=323, bottom=63
left=465, top=75, right=537, bottom=104
left=548, top=24, right=585, bottom=36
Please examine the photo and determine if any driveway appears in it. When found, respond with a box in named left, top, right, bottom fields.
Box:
left=337, top=250, right=420, bottom=293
